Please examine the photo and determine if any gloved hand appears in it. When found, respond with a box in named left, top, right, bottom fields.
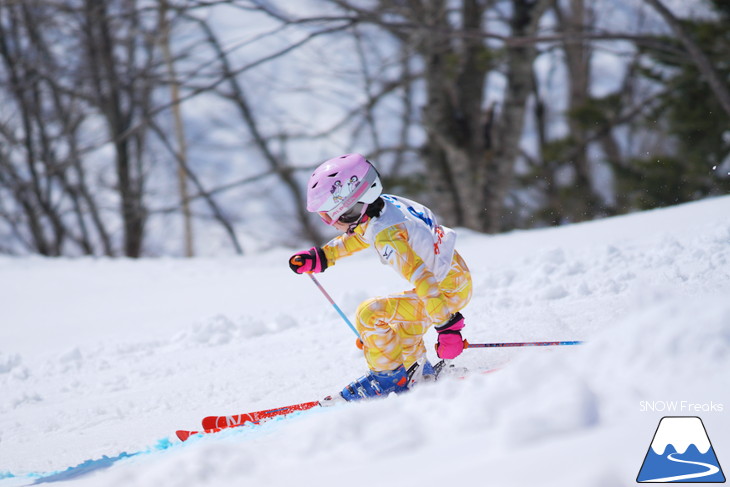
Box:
left=289, top=247, right=328, bottom=274
left=434, top=312, right=467, bottom=359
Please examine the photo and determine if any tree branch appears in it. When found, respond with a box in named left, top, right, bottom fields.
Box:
left=642, top=0, right=730, bottom=117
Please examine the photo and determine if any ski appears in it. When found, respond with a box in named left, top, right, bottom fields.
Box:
left=202, top=400, right=321, bottom=430
left=175, top=363, right=505, bottom=442
left=175, top=400, right=321, bottom=442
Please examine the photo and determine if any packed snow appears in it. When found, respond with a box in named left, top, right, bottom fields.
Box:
left=1, top=196, right=729, bottom=487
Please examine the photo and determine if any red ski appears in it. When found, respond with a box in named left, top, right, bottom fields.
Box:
left=176, top=400, right=321, bottom=442
left=202, top=400, right=321, bottom=430
left=175, top=362, right=507, bottom=441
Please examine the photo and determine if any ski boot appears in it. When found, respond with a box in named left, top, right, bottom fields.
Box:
left=321, top=365, right=409, bottom=405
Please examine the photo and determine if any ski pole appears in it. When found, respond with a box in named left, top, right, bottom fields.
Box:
left=307, top=273, right=360, bottom=338
left=466, top=340, right=583, bottom=348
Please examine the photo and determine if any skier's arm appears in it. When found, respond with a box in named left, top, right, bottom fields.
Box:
left=373, top=225, right=452, bottom=324
left=321, top=231, right=369, bottom=266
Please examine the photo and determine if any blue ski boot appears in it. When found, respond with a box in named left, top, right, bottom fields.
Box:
left=330, top=365, right=409, bottom=403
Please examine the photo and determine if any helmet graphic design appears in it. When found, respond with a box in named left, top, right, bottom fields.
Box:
left=307, top=153, right=382, bottom=225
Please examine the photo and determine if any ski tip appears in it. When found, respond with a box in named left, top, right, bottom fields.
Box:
left=176, top=430, right=193, bottom=442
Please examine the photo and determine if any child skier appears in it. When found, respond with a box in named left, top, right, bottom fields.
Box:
left=288, top=154, right=472, bottom=402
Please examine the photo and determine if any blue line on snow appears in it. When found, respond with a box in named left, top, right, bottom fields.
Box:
left=0, top=437, right=175, bottom=485
left=5, top=409, right=321, bottom=484
left=31, top=452, right=138, bottom=484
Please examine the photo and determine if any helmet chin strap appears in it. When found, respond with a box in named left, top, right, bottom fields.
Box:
left=345, top=203, right=370, bottom=235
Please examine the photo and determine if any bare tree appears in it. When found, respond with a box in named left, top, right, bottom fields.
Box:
left=183, top=11, right=333, bottom=245
left=222, top=1, right=538, bottom=233
left=0, top=0, right=114, bottom=256
left=2, top=0, right=725, bottom=257
left=0, top=0, right=213, bottom=256
left=552, top=0, right=604, bottom=220
left=158, top=0, right=195, bottom=257
left=80, top=0, right=155, bottom=257
left=484, top=0, right=553, bottom=232
left=321, top=0, right=551, bottom=232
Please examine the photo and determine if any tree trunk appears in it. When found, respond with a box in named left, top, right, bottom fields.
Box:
left=485, top=0, right=550, bottom=232
left=555, top=0, right=603, bottom=221
left=420, top=0, right=489, bottom=229
left=82, top=0, right=146, bottom=257
left=159, top=0, right=194, bottom=257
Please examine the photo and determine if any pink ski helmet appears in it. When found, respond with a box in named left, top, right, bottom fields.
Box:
left=307, top=154, right=382, bottom=225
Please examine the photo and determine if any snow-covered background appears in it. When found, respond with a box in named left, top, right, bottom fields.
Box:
left=1, top=195, right=729, bottom=486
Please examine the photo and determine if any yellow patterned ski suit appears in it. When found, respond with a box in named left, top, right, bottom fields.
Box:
left=322, top=195, right=472, bottom=372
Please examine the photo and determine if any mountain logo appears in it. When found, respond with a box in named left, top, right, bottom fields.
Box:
left=637, top=416, right=725, bottom=483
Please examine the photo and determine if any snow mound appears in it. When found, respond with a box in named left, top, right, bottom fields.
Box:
left=1, top=196, right=729, bottom=487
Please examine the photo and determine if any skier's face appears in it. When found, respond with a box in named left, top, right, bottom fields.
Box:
left=332, top=220, right=351, bottom=232
left=317, top=211, right=350, bottom=232
left=318, top=202, right=364, bottom=232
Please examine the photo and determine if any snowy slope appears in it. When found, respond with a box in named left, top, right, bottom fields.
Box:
left=1, top=196, right=729, bottom=487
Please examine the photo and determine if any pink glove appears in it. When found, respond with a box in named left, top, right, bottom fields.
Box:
left=289, top=247, right=328, bottom=274
left=434, top=312, right=466, bottom=359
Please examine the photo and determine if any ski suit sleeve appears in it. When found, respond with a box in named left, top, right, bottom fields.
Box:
left=321, top=231, right=369, bottom=266
left=372, top=224, right=452, bottom=324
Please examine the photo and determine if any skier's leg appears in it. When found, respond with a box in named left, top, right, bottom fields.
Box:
left=355, top=251, right=472, bottom=372
left=355, top=295, right=410, bottom=372
left=398, top=251, right=473, bottom=372
left=438, top=250, right=473, bottom=312
left=387, top=292, right=429, bottom=369
left=326, top=293, right=423, bottom=403
left=331, top=251, right=474, bottom=402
